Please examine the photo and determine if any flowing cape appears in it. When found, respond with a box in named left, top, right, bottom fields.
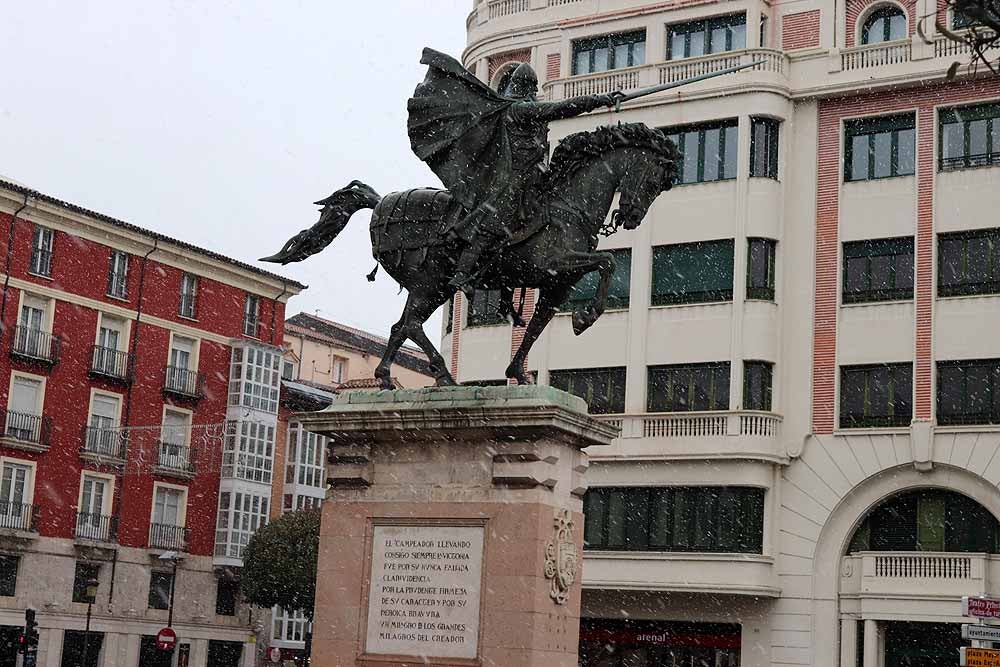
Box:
left=407, top=48, right=514, bottom=211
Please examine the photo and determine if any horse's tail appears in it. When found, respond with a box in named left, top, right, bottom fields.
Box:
left=259, top=180, right=381, bottom=265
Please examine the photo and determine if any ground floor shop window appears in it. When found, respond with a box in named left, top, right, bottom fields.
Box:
left=60, top=630, right=103, bottom=667
left=0, top=626, right=20, bottom=667
left=207, top=640, right=243, bottom=667
left=580, top=619, right=740, bottom=667
left=883, top=622, right=966, bottom=667
left=138, top=635, right=173, bottom=667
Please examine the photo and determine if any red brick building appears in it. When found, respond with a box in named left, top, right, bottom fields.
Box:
left=0, top=178, right=303, bottom=667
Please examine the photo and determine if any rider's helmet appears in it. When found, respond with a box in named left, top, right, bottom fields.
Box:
left=503, top=63, right=539, bottom=101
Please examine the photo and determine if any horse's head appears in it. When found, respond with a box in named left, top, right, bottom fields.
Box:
left=614, top=129, right=679, bottom=230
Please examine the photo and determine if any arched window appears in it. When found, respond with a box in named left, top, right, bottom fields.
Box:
left=861, top=5, right=907, bottom=44
left=848, top=489, right=999, bottom=553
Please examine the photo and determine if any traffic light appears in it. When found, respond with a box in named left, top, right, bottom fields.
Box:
left=23, top=608, right=38, bottom=649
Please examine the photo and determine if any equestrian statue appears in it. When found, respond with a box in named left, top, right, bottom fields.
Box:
left=261, top=48, right=758, bottom=388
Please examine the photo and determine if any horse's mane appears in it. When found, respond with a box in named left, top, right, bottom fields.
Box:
left=544, top=122, right=677, bottom=188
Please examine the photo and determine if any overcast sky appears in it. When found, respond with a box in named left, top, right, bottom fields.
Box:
left=1, top=1, right=472, bottom=338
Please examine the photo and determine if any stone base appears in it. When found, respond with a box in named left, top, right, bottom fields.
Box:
left=300, top=386, right=616, bottom=667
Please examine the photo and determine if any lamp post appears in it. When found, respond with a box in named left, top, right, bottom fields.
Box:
left=81, top=576, right=98, bottom=667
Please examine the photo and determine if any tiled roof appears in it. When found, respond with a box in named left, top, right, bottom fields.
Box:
left=285, top=312, right=433, bottom=377
left=0, top=177, right=306, bottom=291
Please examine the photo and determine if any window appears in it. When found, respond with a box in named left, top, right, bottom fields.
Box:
left=166, top=335, right=198, bottom=394
left=467, top=289, right=505, bottom=327
left=849, top=489, right=999, bottom=553
left=72, top=562, right=100, bottom=603
left=214, top=491, right=269, bottom=560
left=7, top=375, right=43, bottom=442
left=153, top=486, right=184, bottom=527
left=216, top=578, right=240, bottom=616
left=286, top=422, right=327, bottom=492
left=843, top=237, right=914, bottom=303
left=15, top=294, right=51, bottom=359
left=743, top=361, right=773, bottom=411
left=840, top=363, right=912, bottom=428
left=29, top=225, right=53, bottom=277
left=62, top=631, right=105, bottom=667
left=572, top=31, right=646, bottom=74
left=747, top=238, right=776, bottom=300
left=148, top=570, right=173, bottom=610
left=281, top=361, right=295, bottom=380
left=243, top=294, right=260, bottom=337
left=207, top=641, right=243, bottom=667
left=549, top=367, right=626, bottom=415
left=647, top=362, right=731, bottom=413
left=333, top=357, right=346, bottom=384
left=179, top=273, right=198, bottom=318
left=77, top=475, right=110, bottom=540
left=861, top=5, right=907, bottom=44
left=93, top=314, right=128, bottom=378
left=0, top=555, right=18, bottom=597
left=651, top=239, right=734, bottom=305
left=844, top=114, right=916, bottom=181
left=953, top=5, right=980, bottom=28
left=107, top=251, right=128, bottom=298
left=228, top=346, right=281, bottom=414
left=0, top=462, right=31, bottom=529
left=938, top=358, right=1000, bottom=425
left=664, top=121, right=738, bottom=185
left=583, top=486, right=765, bottom=553
left=563, top=249, right=631, bottom=310
left=668, top=14, right=747, bottom=59
left=940, top=103, right=1000, bottom=170
left=444, top=295, right=455, bottom=334
left=86, top=393, right=121, bottom=457
left=222, top=421, right=274, bottom=483
left=159, top=410, right=191, bottom=470
left=274, top=607, right=311, bottom=643
left=750, top=118, right=779, bottom=179
left=939, top=228, right=1000, bottom=297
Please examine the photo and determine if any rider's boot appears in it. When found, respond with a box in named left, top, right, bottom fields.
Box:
left=449, top=238, right=487, bottom=294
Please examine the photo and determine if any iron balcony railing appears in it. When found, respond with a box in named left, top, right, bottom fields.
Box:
left=157, top=442, right=196, bottom=474
left=90, top=345, right=134, bottom=381
left=81, top=426, right=128, bottom=460
left=0, top=502, right=37, bottom=532
left=149, top=523, right=190, bottom=551
left=1, top=410, right=52, bottom=447
left=10, top=325, right=61, bottom=364
left=164, top=366, right=204, bottom=398
left=75, top=512, right=118, bottom=543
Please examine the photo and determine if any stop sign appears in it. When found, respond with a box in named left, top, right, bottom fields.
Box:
left=156, top=627, right=177, bottom=651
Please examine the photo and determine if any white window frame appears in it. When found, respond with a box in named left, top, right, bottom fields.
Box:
left=107, top=250, right=129, bottom=299
left=77, top=470, right=116, bottom=518
left=222, top=421, right=274, bottom=483
left=214, top=489, right=269, bottom=560
left=6, top=371, right=46, bottom=418
left=16, top=291, right=54, bottom=332
left=242, top=294, right=260, bottom=338
left=167, top=333, right=200, bottom=372
left=87, top=389, right=123, bottom=428
left=332, top=357, right=347, bottom=384
left=150, top=482, right=188, bottom=528
left=0, top=457, right=36, bottom=508
left=29, top=225, right=54, bottom=277
left=159, top=406, right=193, bottom=469
left=94, top=313, right=130, bottom=352
left=228, top=346, right=281, bottom=414
left=179, top=273, right=198, bottom=319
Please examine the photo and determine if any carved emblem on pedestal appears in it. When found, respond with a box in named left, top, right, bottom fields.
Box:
left=544, top=509, right=578, bottom=605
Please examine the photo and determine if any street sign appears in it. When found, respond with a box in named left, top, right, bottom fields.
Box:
left=156, top=627, right=177, bottom=652
left=965, top=597, right=1000, bottom=619
left=965, top=624, right=1000, bottom=642
left=961, top=647, right=1000, bottom=666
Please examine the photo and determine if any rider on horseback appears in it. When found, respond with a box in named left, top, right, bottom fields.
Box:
left=407, top=50, right=623, bottom=293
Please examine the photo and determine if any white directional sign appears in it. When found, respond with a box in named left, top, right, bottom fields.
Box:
left=964, top=624, right=1000, bottom=643
left=964, top=596, right=1000, bottom=619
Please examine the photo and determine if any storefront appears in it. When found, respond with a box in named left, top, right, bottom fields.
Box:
left=579, top=619, right=741, bottom=667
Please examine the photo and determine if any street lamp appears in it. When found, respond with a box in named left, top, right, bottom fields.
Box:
left=82, top=576, right=98, bottom=667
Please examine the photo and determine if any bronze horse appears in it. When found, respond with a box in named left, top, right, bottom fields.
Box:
left=262, top=123, right=678, bottom=388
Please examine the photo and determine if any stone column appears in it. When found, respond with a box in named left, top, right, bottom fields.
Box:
left=303, top=385, right=615, bottom=667
left=862, top=619, right=880, bottom=667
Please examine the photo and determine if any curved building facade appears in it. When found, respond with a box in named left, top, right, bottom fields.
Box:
left=444, top=1, right=1000, bottom=665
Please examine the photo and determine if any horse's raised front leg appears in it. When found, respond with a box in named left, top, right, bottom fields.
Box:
left=548, top=250, right=616, bottom=335
left=505, top=285, right=570, bottom=385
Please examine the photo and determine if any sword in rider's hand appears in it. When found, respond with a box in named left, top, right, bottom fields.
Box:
left=606, top=59, right=768, bottom=112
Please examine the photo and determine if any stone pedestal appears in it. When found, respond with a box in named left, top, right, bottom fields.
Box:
left=300, top=386, right=616, bottom=667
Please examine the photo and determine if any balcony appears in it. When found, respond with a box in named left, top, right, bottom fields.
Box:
left=592, top=410, right=786, bottom=463
left=80, top=426, right=127, bottom=464
left=154, top=442, right=196, bottom=479
left=0, top=502, right=38, bottom=534
left=89, top=345, right=134, bottom=383
left=9, top=325, right=61, bottom=365
left=841, top=552, right=998, bottom=600
left=75, top=512, right=118, bottom=543
left=544, top=49, right=789, bottom=101
left=149, top=523, right=190, bottom=551
left=0, top=410, right=51, bottom=452
left=840, top=39, right=911, bottom=71
left=582, top=551, right=779, bottom=597
left=163, top=366, right=204, bottom=400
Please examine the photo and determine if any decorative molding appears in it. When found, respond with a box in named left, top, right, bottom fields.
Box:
left=544, top=508, right=577, bottom=605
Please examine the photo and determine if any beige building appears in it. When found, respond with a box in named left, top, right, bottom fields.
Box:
left=282, top=312, right=434, bottom=390
left=446, top=1, right=1000, bottom=665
